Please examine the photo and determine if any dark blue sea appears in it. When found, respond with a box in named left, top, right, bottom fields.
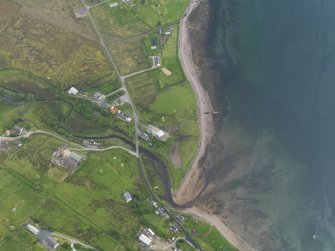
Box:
left=201, top=0, right=335, bottom=250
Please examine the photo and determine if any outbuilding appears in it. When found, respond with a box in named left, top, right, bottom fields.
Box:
left=68, top=87, right=79, bottom=96
left=123, top=191, right=132, bottom=203
left=139, top=233, right=152, bottom=246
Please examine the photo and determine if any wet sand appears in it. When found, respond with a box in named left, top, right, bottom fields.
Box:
left=174, top=1, right=255, bottom=250
left=173, top=0, right=215, bottom=205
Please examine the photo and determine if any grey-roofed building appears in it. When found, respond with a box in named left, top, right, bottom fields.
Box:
left=100, top=101, right=111, bottom=109
left=91, top=92, right=104, bottom=101
left=38, top=230, right=60, bottom=251
left=12, top=125, right=25, bottom=135
left=123, top=191, right=132, bottom=203
left=62, top=157, right=80, bottom=170
left=14, top=139, right=22, bottom=147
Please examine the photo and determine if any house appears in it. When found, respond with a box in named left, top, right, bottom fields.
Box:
left=42, top=236, right=60, bottom=251
left=12, top=125, right=25, bottom=135
left=68, top=87, right=79, bottom=96
left=110, top=106, right=119, bottom=114
left=154, top=56, right=161, bottom=67
left=138, top=233, right=152, bottom=246
left=38, top=230, right=60, bottom=251
left=170, top=224, right=179, bottom=233
left=116, top=112, right=132, bottom=122
left=74, top=7, right=88, bottom=18
left=138, top=130, right=149, bottom=141
left=176, top=214, right=184, bottom=223
left=112, top=98, right=123, bottom=106
left=123, top=191, right=132, bottom=203
left=91, top=92, right=103, bottom=101
left=82, top=140, right=91, bottom=148
left=100, top=101, right=110, bottom=109
left=27, top=225, right=59, bottom=251
left=155, top=207, right=165, bottom=217
left=14, top=139, right=22, bottom=147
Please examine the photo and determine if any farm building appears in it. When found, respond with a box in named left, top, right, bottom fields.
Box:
left=53, top=147, right=84, bottom=171
left=139, top=234, right=152, bottom=246
left=68, top=87, right=79, bottom=95
left=148, top=125, right=165, bottom=138
left=123, top=191, right=132, bottom=203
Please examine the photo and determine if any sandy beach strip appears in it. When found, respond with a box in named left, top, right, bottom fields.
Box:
left=175, top=1, right=256, bottom=251
left=173, top=0, right=214, bottom=205
left=184, top=207, right=257, bottom=251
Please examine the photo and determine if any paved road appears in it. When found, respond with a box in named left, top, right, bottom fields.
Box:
left=81, top=0, right=140, bottom=157
left=53, top=232, right=97, bottom=250
left=0, top=130, right=137, bottom=156
left=122, top=57, right=160, bottom=80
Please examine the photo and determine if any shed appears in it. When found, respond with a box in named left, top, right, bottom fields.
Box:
left=139, top=234, right=152, bottom=246
left=68, top=87, right=79, bottom=95
left=123, top=191, right=132, bottom=203
left=27, top=224, right=40, bottom=236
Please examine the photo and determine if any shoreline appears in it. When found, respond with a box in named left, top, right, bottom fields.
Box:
left=175, top=1, right=255, bottom=251
left=173, top=0, right=214, bottom=205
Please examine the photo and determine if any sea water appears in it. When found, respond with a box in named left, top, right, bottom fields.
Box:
left=203, top=0, right=335, bottom=250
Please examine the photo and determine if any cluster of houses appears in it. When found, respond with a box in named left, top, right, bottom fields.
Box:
left=2, top=124, right=26, bottom=137
left=68, top=88, right=133, bottom=123
left=110, top=105, right=132, bottom=123
left=52, top=146, right=84, bottom=172
left=82, top=139, right=100, bottom=149
left=1, top=124, right=26, bottom=149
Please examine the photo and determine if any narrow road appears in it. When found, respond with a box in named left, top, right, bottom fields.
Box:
left=86, top=0, right=111, bottom=9
left=81, top=0, right=140, bottom=157
left=53, top=232, right=97, bottom=250
left=122, top=65, right=159, bottom=80
left=0, top=130, right=137, bottom=156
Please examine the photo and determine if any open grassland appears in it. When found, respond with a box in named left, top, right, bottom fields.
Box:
left=0, top=137, right=186, bottom=250
left=0, top=0, right=113, bottom=89
left=182, top=216, right=238, bottom=251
